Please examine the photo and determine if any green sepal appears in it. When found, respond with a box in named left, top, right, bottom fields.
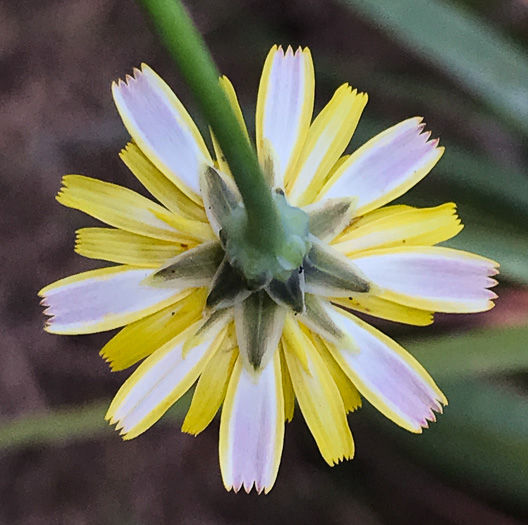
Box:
left=304, top=236, right=370, bottom=296
left=267, top=268, right=306, bottom=314
left=304, top=197, right=355, bottom=241
left=234, top=290, right=286, bottom=375
left=303, top=295, right=358, bottom=352
left=206, top=256, right=251, bottom=310
left=147, top=241, right=224, bottom=287
left=200, top=166, right=241, bottom=236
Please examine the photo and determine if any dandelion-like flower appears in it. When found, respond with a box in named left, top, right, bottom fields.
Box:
left=40, top=46, right=498, bottom=493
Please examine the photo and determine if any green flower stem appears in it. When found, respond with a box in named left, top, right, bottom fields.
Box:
left=137, top=0, right=285, bottom=251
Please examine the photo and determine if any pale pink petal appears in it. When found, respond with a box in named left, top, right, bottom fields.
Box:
left=220, top=352, right=284, bottom=494
left=350, top=247, right=498, bottom=313
left=113, top=65, right=212, bottom=200
left=256, top=46, right=314, bottom=188
left=321, top=302, right=446, bottom=432
left=318, top=118, right=443, bottom=215
left=39, top=266, right=190, bottom=334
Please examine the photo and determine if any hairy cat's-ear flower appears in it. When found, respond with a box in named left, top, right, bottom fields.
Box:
left=40, top=46, right=498, bottom=494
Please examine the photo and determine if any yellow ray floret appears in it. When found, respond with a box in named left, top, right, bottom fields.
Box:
left=333, top=203, right=463, bottom=255
left=283, top=327, right=354, bottom=465
left=210, top=76, right=251, bottom=177
left=57, top=175, right=200, bottom=243
left=279, top=344, right=295, bottom=422
left=120, top=142, right=207, bottom=222
left=152, top=208, right=216, bottom=242
left=75, top=227, right=192, bottom=268
left=287, top=84, right=368, bottom=205
left=182, top=339, right=237, bottom=435
left=281, top=314, right=310, bottom=373
left=332, top=295, right=434, bottom=326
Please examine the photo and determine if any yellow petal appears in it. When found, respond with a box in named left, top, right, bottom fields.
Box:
left=281, top=313, right=310, bottom=373
left=100, top=288, right=206, bottom=371
left=210, top=76, right=251, bottom=177
left=283, top=323, right=354, bottom=465
left=75, top=227, right=192, bottom=267
left=182, top=337, right=237, bottom=435
left=333, top=203, right=463, bottom=255
left=57, top=175, right=198, bottom=243
left=152, top=208, right=216, bottom=242
left=331, top=295, right=434, bottom=326
left=344, top=204, right=413, bottom=229
left=120, top=142, right=207, bottom=221
left=287, top=84, right=367, bottom=205
left=279, top=343, right=295, bottom=422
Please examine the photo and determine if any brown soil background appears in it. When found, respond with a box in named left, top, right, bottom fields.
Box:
left=1, top=1, right=527, bottom=523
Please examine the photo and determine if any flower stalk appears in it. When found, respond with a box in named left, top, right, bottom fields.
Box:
left=137, top=0, right=287, bottom=262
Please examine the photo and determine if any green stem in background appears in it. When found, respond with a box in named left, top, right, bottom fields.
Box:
left=137, top=0, right=285, bottom=252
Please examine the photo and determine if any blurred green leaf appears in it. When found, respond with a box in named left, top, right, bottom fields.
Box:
left=339, top=0, right=528, bottom=136
left=370, top=378, right=528, bottom=508
left=405, top=325, right=528, bottom=379
left=0, top=392, right=191, bottom=454
left=0, top=402, right=109, bottom=453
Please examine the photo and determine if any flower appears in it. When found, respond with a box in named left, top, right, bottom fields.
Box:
left=39, top=45, right=498, bottom=494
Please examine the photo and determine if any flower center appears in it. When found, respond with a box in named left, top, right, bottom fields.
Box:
left=221, top=189, right=311, bottom=289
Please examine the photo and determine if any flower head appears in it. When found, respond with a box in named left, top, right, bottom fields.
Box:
left=40, top=46, right=498, bottom=493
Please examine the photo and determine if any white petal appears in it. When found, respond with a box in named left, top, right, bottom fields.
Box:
left=113, top=65, right=212, bottom=200
left=256, top=46, right=314, bottom=188
left=39, top=266, right=188, bottom=334
left=323, top=304, right=446, bottom=432
left=107, top=321, right=228, bottom=439
left=319, top=118, right=443, bottom=215
left=350, top=247, right=498, bottom=312
left=220, top=352, right=284, bottom=494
